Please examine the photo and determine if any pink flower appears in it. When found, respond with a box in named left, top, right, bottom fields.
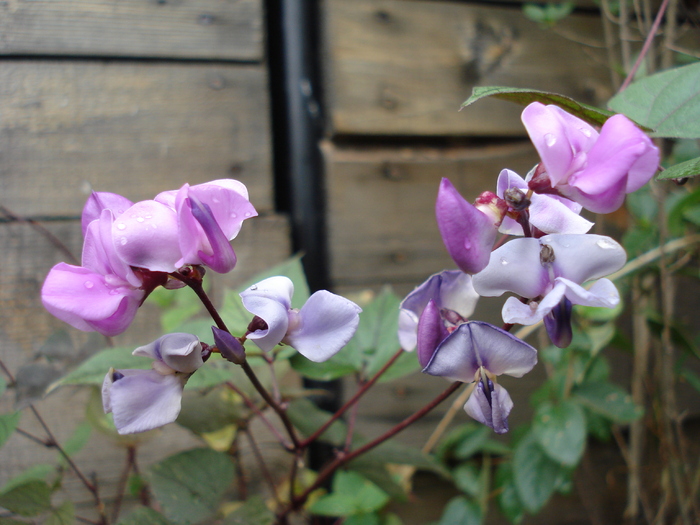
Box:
left=522, top=103, right=659, bottom=213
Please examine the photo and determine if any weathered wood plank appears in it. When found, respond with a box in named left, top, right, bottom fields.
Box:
left=324, top=141, right=541, bottom=287
left=322, top=0, right=613, bottom=136
left=0, top=61, right=273, bottom=217
left=0, top=212, right=291, bottom=497
left=0, top=0, right=263, bottom=60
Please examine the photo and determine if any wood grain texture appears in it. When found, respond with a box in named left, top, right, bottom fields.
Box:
left=324, top=141, right=541, bottom=287
left=0, top=61, right=273, bottom=217
left=0, top=0, right=263, bottom=60
left=0, top=212, right=291, bottom=497
left=322, top=0, right=613, bottom=136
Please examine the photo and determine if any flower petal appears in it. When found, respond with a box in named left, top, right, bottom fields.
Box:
left=133, top=333, right=203, bottom=374
left=464, top=382, right=513, bottom=434
left=472, top=238, right=549, bottom=298
left=82, top=192, right=134, bottom=236
left=104, top=369, right=186, bottom=434
left=240, top=277, right=294, bottom=353
left=465, top=321, right=538, bottom=377
left=113, top=200, right=182, bottom=273
left=559, top=277, right=620, bottom=308
left=542, top=234, right=627, bottom=284
left=285, top=290, right=362, bottom=362
left=436, top=178, right=497, bottom=274
left=183, top=194, right=237, bottom=273
left=416, top=300, right=448, bottom=368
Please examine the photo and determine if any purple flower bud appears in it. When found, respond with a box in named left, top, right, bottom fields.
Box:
left=212, top=326, right=246, bottom=364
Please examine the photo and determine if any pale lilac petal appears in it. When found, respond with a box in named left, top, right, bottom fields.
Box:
left=398, top=270, right=479, bottom=351
left=41, top=263, right=143, bottom=336
left=83, top=210, right=141, bottom=287
left=240, top=277, right=294, bottom=352
left=82, top=192, right=133, bottom=236
left=182, top=194, right=237, bottom=273
left=113, top=200, right=182, bottom=273
left=521, top=103, right=598, bottom=187
left=284, top=291, right=362, bottom=362
left=464, top=382, right=513, bottom=434
left=465, top=321, right=538, bottom=377
left=105, top=369, right=185, bottom=434
left=501, top=295, right=553, bottom=325
left=436, top=178, right=497, bottom=274
left=422, top=322, right=480, bottom=382
left=541, top=234, right=627, bottom=284
left=528, top=194, right=593, bottom=234
left=559, top=277, right=620, bottom=308
left=472, top=238, right=549, bottom=298
left=133, top=333, right=203, bottom=374
left=187, top=181, right=257, bottom=240
left=416, top=300, right=448, bottom=368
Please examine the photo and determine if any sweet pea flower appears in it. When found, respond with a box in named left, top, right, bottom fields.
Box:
left=398, top=270, right=479, bottom=352
left=497, top=169, right=593, bottom=236
left=240, top=276, right=362, bottom=362
left=522, top=102, right=659, bottom=214
left=420, top=315, right=537, bottom=433
left=42, top=209, right=154, bottom=337
left=436, top=178, right=506, bottom=274
left=102, top=333, right=204, bottom=434
left=112, top=179, right=257, bottom=274
left=472, top=234, right=626, bottom=347
left=81, top=191, right=134, bottom=236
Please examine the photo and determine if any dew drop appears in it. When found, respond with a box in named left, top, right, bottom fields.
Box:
left=544, top=133, right=556, bottom=147
left=244, top=212, right=252, bottom=217
left=109, top=289, right=118, bottom=295
left=120, top=237, right=128, bottom=245
left=84, top=281, right=94, bottom=289
left=250, top=284, right=258, bottom=290
left=230, top=213, right=237, bottom=219
left=116, top=223, right=127, bottom=230
left=580, top=127, right=592, bottom=137
left=500, top=257, right=509, bottom=266
left=145, top=215, right=152, bottom=220
left=463, top=240, right=472, bottom=250
left=213, top=198, right=220, bottom=203
left=136, top=217, right=144, bottom=223
left=596, top=239, right=617, bottom=250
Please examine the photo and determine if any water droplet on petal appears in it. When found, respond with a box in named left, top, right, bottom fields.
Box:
left=116, top=223, right=127, bottom=230
left=500, top=257, right=509, bottom=266
left=136, top=217, right=144, bottom=223
left=109, top=289, right=118, bottom=295
left=250, top=285, right=258, bottom=290
left=120, top=237, right=128, bottom=245
left=230, top=213, right=237, bottom=219
left=544, top=133, right=556, bottom=147
left=596, top=239, right=617, bottom=250
left=463, top=240, right=472, bottom=250
left=244, top=212, right=252, bottom=217
left=145, top=215, right=152, bottom=219
left=84, top=281, right=94, bottom=289
left=213, top=198, right=220, bottom=203
left=580, top=127, right=592, bottom=137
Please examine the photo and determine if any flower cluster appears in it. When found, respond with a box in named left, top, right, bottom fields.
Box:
left=401, top=102, right=658, bottom=433
left=42, top=180, right=257, bottom=337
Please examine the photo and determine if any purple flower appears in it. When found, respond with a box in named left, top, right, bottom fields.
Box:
left=436, top=178, right=505, bottom=275
left=102, top=333, right=204, bottom=434
left=398, top=270, right=479, bottom=352
left=472, top=234, right=626, bottom=347
left=421, top=319, right=537, bottom=433
left=42, top=209, right=151, bottom=337
left=81, top=191, right=134, bottom=236
left=496, top=169, right=593, bottom=236
left=522, top=102, right=659, bottom=214
left=112, top=179, right=257, bottom=274
left=240, top=276, right=362, bottom=362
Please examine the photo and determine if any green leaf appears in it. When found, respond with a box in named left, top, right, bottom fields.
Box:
left=60, top=421, right=91, bottom=459
left=117, top=507, right=174, bottom=525
left=573, top=382, right=643, bottom=423
left=523, top=2, right=574, bottom=25
left=289, top=352, right=359, bottom=381
left=680, top=368, right=700, bottom=393
left=311, top=471, right=390, bottom=517
left=0, top=376, right=6, bottom=398
left=462, top=87, right=616, bottom=127
left=437, top=496, right=482, bottom=525
left=512, top=431, right=567, bottom=513
left=177, top=387, right=245, bottom=434
left=657, top=155, right=700, bottom=181
left=533, top=401, right=586, bottom=467
left=453, top=464, right=481, bottom=497
left=55, top=347, right=151, bottom=387
left=45, top=501, right=74, bottom=525
left=346, top=514, right=381, bottom=525
left=0, top=518, right=31, bottom=524
left=223, top=496, right=274, bottom=525
left=346, top=461, right=407, bottom=502
left=608, top=62, right=700, bottom=138
left=0, top=412, right=21, bottom=450
left=286, top=398, right=346, bottom=446
left=159, top=286, right=203, bottom=333
left=0, top=480, right=53, bottom=517
left=148, top=448, right=235, bottom=525
left=453, top=425, right=491, bottom=460
left=495, top=463, right=525, bottom=524
left=0, top=464, right=54, bottom=494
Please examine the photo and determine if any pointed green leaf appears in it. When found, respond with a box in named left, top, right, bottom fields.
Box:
left=117, top=507, right=174, bottom=525
left=0, top=464, right=54, bottom=494
left=462, top=87, right=616, bottom=127
left=609, top=62, right=700, bottom=138
left=0, top=480, right=53, bottom=517
left=148, top=448, right=235, bottom=525
left=438, top=496, right=482, bottom=525
left=533, top=401, right=586, bottom=467
left=513, top=431, right=567, bottom=513
left=657, top=155, right=700, bottom=181
left=495, top=463, right=525, bottom=524
left=60, top=421, right=91, bottom=459
left=0, top=412, right=20, bottom=450
left=45, top=501, right=74, bottom=525
left=573, top=382, right=643, bottom=423
left=453, top=464, right=481, bottom=497
left=289, top=352, right=359, bottom=381
left=54, top=347, right=151, bottom=387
